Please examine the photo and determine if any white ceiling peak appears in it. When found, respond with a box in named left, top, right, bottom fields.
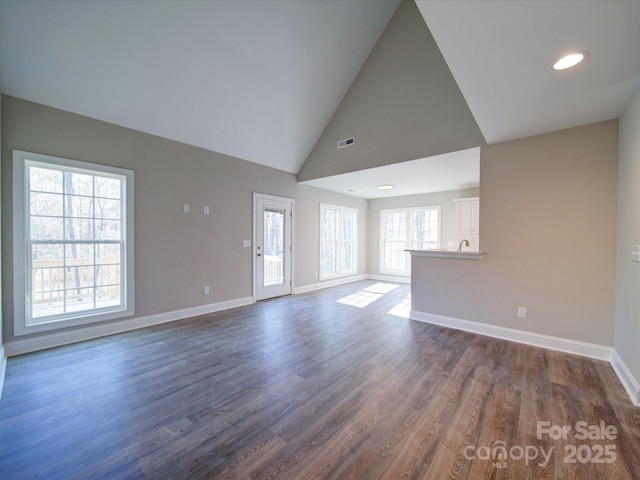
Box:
left=416, top=0, right=640, bottom=144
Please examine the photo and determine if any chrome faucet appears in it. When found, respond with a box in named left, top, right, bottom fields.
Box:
left=458, top=239, right=470, bottom=252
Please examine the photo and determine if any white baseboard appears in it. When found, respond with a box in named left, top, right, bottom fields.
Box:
left=0, top=345, right=6, bottom=401
left=294, top=274, right=411, bottom=295
left=3, top=297, right=638, bottom=407
left=294, top=274, right=368, bottom=295
left=4, top=296, right=255, bottom=357
left=410, top=310, right=613, bottom=361
left=410, top=310, right=640, bottom=406
left=366, top=274, right=411, bottom=284
left=611, top=349, right=640, bottom=407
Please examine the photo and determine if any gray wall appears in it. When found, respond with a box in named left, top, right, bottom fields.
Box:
left=411, top=121, right=618, bottom=346
left=1, top=95, right=367, bottom=343
left=1, top=92, right=628, bottom=377
left=615, top=82, right=640, bottom=382
left=368, top=188, right=479, bottom=276
left=295, top=185, right=369, bottom=285
left=297, top=0, right=484, bottom=182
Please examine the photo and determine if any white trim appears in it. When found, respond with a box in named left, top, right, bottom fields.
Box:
left=410, top=310, right=612, bottom=361
left=410, top=312, right=640, bottom=408
left=253, top=192, right=295, bottom=301
left=12, top=150, right=135, bottom=336
left=4, top=296, right=254, bottom=357
left=611, top=349, right=640, bottom=406
left=453, top=196, right=480, bottom=203
left=294, top=274, right=368, bottom=295
left=0, top=346, right=6, bottom=401
left=367, top=274, right=411, bottom=284
left=319, top=203, right=358, bottom=280
left=294, top=274, right=409, bottom=294
left=380, top=205, right=442, bottom=275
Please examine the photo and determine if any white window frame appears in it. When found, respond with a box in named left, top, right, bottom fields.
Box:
left=380, top=205, right=441, bottom=275
left=319, top=203, right=357, bottom=280
left=12, top=150, right=135, bottom=336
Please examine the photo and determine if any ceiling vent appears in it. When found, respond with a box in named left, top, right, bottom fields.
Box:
left=337, top=137, right=355, bottom=149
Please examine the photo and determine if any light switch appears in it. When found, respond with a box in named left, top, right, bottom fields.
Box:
left=632, top=245, right=640, bottom=263
left=243, top=240, right=251, bottom=248
left=183, top=204, right=190, bottom=213
left=204, top=206, right=210, bottom=215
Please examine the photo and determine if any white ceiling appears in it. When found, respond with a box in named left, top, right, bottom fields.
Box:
left=417, top=0, right=640, bottom=144
left=1, top=0, right=639, bottom=198
left=302, top=147, right=480, bottom=199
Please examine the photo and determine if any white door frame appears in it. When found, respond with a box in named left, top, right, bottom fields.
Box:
left=252, top=192, right=295, bottom=301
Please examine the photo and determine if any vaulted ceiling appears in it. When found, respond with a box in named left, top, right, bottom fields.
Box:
left=417, top=0, right=640, bottom=145
left=0, top=0, right=400, bottom=174
left=1, top=0, right=639, bottom=188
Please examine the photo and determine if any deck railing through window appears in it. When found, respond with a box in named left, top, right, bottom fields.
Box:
left=31, top=257, right=120, bottom=316
left=263, top=255, right=284, bottom=286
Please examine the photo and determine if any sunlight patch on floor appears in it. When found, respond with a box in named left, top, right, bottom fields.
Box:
left=363, top=283, right=398, bottom=294
left=388, top=294, right=411, bottom=318
left=337, top=283, right=399, bottom=308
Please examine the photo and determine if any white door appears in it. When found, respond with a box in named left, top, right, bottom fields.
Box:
left=254, top=193, right=293, bottom=301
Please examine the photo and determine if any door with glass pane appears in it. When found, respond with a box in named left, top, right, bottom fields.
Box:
left=254, top=193, right=293, bottom=301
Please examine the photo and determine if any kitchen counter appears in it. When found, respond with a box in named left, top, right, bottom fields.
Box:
left=405, top=249, right=483, bottom=260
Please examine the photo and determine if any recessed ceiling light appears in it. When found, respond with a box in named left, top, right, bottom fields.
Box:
left=377, top=184, right=393, bottom=190
left=553, top=51, right=588, bottom=71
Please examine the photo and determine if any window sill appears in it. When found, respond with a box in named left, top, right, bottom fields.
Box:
left=405, top=249, right=483, bottom=260
left=16, top=308, right=134, bottom=336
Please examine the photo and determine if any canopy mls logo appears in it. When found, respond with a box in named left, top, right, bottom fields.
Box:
left=463, top=420, right=618, bottom=469
left=463, top=441, right=553, bottom=468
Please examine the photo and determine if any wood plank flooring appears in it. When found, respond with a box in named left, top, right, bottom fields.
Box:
left=1, top=280, right=639, bottom=479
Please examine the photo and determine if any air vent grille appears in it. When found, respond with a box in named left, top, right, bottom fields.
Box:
left=337, top=137, right=355, bottom=149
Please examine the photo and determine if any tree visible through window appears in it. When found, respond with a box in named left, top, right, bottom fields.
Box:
left=380, top=206, right=440, bottom=275
left=320, top=204, right=357, bottom=279
left=13, top=150, right=134, bottom=335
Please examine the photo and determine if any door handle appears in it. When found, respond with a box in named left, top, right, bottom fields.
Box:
left=257, top=253, right=262, bottom=257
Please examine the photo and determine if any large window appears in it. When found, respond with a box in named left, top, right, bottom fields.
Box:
left=320, top=203, right=357, bottom=279
left=380, top=206, right=440, bottom=275
left=13, top=150, right=134, bottom=335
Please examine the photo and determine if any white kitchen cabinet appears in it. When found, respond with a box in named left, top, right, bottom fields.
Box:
left=454, top=197, right=479, bottom=252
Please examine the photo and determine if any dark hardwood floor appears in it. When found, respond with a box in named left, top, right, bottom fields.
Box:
left=1, top=280, right=639, bottom=479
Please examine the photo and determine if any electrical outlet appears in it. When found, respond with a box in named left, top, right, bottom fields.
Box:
left=203, top=205, right=210, bottom=215
left=517, top=307, right=527, bottom=318
left=203, top=286, right=210, bottom=295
